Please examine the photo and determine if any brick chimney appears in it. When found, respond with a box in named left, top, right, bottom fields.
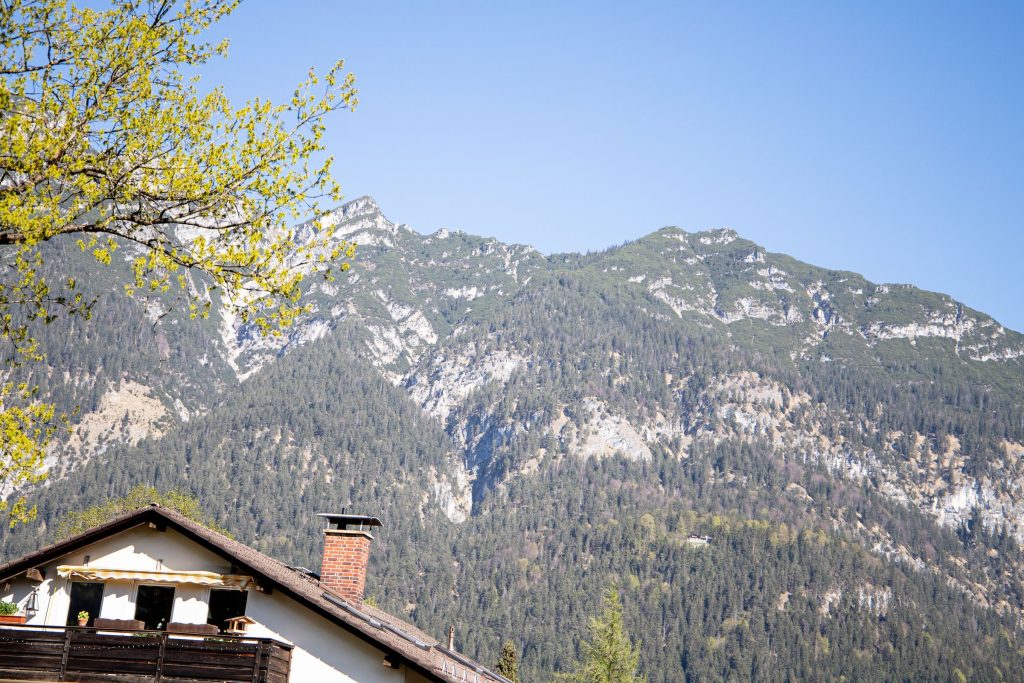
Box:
left=317, top=512, right=382, bottom=603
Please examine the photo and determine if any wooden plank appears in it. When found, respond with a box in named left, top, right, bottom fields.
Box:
left=252, top=641, right=267, bottom=683
left=162, top=647, right=254, bottom=660
left=0, top=637, right=61, bottom=649
left=0, top=640, right=64, bottom=651
left=0, top=667, right=67, bottom=681
left=69, top=632, right=162, bottom=647
left=160, top=651, right=254, bottom=663
left=0, top=626, right=65, bottom=635
left=0, top=629, right=66, bottom=641
left=58, top=628, right=73, bottom=681
left=268, top=657, right=291, bottom=676
left=66, top=649, right=162, bottom=664
left=0, top=652, right=63, bottom=669
left=68, top=646, right=162, bottom=658
left=160, top=662, right=256, bottom=681
left=164, top=640, right=258, bottom=655
left=161, top=655, right=254, bottom=670
left=58, top=673, right=160, bottom=683
left=65, top=658, right=159, bottom=675
left=66, top=644, right=161, bottom=656
left=0, top=645, right=64, bottom=660
left=0, top=644, right=63, bottom=658
left=264, top=644, right=290, bottom=660
left=154, top=632, right=168, bottom=683
left=0, top=665, right=282, bottom=683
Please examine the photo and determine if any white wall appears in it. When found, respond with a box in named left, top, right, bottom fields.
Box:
left=100, top=582, right=132, bottom=620
left=3, top=524, right=437, bottom=683
left=171, top=585, right=210, bottom=624
left=1, top=576, right=50, bottom=621
left=5, top=526, right=232, bottom=626
left=246, top=589, right=410, bottom=683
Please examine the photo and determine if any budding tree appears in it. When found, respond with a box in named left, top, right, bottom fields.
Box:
left=0, top=0, right=357, bottom=525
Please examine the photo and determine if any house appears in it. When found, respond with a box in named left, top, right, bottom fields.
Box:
left=0, top=504, right=511, bottom=683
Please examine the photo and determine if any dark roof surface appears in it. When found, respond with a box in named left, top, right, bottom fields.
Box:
left=0, top=505, right=511, bottom=683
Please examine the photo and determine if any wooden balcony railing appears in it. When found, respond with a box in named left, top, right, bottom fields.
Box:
left=0, top=623, right=292, bottom=682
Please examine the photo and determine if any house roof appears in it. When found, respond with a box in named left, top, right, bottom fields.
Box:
left=0, top=505, right=511, bottom=683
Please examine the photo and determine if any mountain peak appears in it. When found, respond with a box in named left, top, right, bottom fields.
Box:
left=331, top=195, right=381, bottom=221
left=643, top=225, right=743, bottom=248
left=693, top=227, right=739, bottom=245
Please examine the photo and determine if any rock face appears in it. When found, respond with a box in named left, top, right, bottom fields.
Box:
left=8, top=197, right=1024, bottom=679
left=25, top=197, right=1024, bottom=534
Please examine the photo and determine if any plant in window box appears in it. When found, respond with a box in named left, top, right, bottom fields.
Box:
left=0, top=600, right=26, bottom=624
left=77, top=610, right=89, bottom=627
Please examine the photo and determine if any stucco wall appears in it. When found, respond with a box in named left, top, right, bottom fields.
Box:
left=2, top=524, right=438, bottom=683
left=3, top=525, right=230, bottom=626
left=247, top=589, right=411, bottom=683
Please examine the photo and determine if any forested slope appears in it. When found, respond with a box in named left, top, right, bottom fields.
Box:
left=4, top=197, right=1024, bottom=681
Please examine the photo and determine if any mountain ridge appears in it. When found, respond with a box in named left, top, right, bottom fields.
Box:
left=19, top=195, right=1024, bottom=533
left=339, top=195, right=1022, bottom=336
left=4, top=195, right=1024, bottom=681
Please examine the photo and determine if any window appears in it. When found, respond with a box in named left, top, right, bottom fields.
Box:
left=207, top=589, right=248, bottom=633
left=134, top=585, right=175, bottom=630
left=66, top=582, right=104, bottom=627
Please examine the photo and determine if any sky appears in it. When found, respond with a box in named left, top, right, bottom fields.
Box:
left=200, top=1, right=1023, bottom=331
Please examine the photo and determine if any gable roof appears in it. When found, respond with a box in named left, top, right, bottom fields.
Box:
left=0, top=505, right=511, bottom=683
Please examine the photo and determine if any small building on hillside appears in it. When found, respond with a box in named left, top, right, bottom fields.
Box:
left=0, top=505, right=508, bottom=683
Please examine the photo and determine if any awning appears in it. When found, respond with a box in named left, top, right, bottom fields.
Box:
left=57, top=566, right=253, bottom=590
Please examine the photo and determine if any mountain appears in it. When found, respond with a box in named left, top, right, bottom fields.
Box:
left=4, top=197, right=1024, bottom=682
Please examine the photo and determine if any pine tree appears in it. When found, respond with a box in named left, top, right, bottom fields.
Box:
left=495, top=640, right=521, bottom=683
left=561, top=586, right=646, bottom=683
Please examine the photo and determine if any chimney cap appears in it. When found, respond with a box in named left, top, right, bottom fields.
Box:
left=317, top=513, right=383, bottom=530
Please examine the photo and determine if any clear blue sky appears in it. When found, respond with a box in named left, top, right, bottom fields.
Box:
left=201, top=1, right=1023, bottom=331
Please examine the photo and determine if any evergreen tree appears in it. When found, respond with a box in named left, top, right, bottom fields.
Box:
left=561, top=587, right=646, bottom=683
left=495, top=640, right=521, bottom=683
left=5, top=207, right=1024, bottom=682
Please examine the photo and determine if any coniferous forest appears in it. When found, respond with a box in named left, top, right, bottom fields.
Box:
left=4, top=199, right=1024, bottom=682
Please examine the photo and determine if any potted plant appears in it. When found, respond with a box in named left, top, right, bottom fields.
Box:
left=0, top=600, right=26, bottom=625
left=77, top=610, right=89, bottom=627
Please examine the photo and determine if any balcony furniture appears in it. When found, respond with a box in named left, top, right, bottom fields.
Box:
left=225, top=616, right=257, bottom=635
left=94, top=617, right=146, bottom=630
left=168, top=621, right=222, bottom=636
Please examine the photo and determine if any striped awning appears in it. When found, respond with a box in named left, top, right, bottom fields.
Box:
left=57, top=566, right=252, bottom=590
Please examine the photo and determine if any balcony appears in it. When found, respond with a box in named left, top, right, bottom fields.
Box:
left=0, top=623, right=292, bottom=682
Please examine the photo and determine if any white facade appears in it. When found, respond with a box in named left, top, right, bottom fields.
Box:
left=1, top=525, right=433, bottom=683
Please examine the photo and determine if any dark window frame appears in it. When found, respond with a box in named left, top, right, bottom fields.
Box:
left=65, top=581, right=104, bottom=627
left=206, top=588, right=249, bottom=633
left=133, top=584, right=175, bottom=630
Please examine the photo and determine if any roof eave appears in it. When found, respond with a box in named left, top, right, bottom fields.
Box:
left=0, top=506, right=451, bottom=683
